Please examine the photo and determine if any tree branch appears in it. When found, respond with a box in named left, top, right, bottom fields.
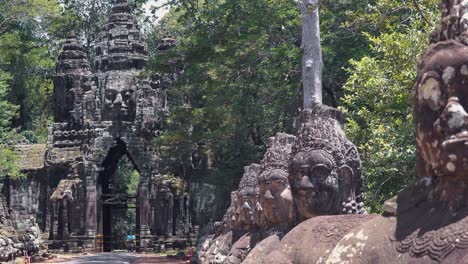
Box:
left=412, top=0, right=430, bottom=26
left=0, top=16, right=14, bottom=35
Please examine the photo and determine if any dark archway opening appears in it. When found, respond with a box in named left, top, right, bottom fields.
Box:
left=97, top=139, right=140, bottom=252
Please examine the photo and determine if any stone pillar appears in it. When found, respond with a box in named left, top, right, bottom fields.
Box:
left=138, top=177, right=150, bottom=235
left=85, top=185, right=97, bottom=237
left=84, top=166, right=98, bottom=252
left=137, top=176, right=151, bottom=251
left=62, top=200, right=70, bottom=239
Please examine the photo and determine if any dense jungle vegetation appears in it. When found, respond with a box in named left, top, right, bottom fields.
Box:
left=0, top=0, right=439, bottom=212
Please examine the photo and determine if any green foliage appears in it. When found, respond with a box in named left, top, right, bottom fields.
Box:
left=113, top=156, right=140, bottom=195
left=110, top=156, right=139, bottom=248
left=149, top=0, right=302, bottom=192
left=0, top=147, right=23, bottom=180
left=58, top=0, right=150, bottom=57
left=0, top=70, right=23, bottom=179
left=341, top=0, right=439, bottom=212
left=128, top=170, right=140, bottom=196
left=111, top=208, right=136, bottom=249
left=0, top=0, right=64, bottom=142
left=320, top=0, right=377, bottom=106
left=153, top=175, right=185, bottom=196
left=0, top=0, right=447, bottom=215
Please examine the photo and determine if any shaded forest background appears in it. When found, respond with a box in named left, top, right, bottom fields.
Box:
left=0, top=0, right=439, bottom=213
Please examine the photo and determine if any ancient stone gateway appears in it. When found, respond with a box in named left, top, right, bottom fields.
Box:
left=45, top=0, right=181, bottom=252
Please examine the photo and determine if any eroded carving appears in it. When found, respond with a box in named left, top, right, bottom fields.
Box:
left=289, top=106, right=364, bottom=221
left=258, top=133, right=295, bottom=228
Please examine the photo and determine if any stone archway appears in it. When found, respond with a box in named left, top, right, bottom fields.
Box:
left=80, top=133, right=158, bottom=252
left=45, top=0, right=175, bottom=253
left=96, top=139, right=139, bottom=252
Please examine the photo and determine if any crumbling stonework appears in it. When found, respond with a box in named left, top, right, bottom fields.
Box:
left=289, top=106, right=364, bottom=222
left=150, top=175, right=190, bottom=238
left=1, top=0, right=186, bottom=255
left=0, top=145, right=47, bottom=261
left=197, top=164, right=262, bottom=264
left=0, top=186, right=44, bottom=262
left=198, top=133, right=300, bottom=264
left=240, top=105, right=366, bottom=263
left=319, top=2, right=468, bottom=263
left=239, top=1, right=468, bottom=263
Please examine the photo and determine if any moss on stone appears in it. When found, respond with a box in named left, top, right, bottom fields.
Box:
left=153, top=174, right=184, bottom=196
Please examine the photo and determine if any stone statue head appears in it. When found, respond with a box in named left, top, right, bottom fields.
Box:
left=289, top=106, right=363, bottom=221
left=224, top=191, right=239, bottom=229
left=258, top=133, right=296, bottom=225
left=413, top=4, right=468, bottom=180
left=102, top=78, right=136, bottom=121
left=236, top=164, right=262, bottom=229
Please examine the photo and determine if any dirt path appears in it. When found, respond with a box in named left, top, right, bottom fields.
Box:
left=34, top=252, right=187, bottom=264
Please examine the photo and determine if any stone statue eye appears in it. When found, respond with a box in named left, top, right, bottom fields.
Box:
left=274, top=180, right=286, bottom=186
left=311, top=164, right=331, bottom=180
left=418, top=72, right=445, bottom=111
left=105, top=90, right=117, bottom=99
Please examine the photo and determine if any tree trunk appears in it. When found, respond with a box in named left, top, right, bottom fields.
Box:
left=301, top=0, right=323, bottom=109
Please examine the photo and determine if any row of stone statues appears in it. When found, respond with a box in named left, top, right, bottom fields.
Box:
left=197, top=103, right=365, bottom=263
left=198, top=1, right=468, bottom=263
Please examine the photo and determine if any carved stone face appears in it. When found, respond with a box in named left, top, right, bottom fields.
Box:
left=290, top=149, right=340, bottom=218
left=289, top=108, right=362, bottom=220
left=414, top=41, right=468, bottom=178
left=235, top=164, right=261, bottom=229
left=227, top=191, right=239, bottom=228
left=258, top=169, right=291, bottom=224
left=103, top=81, right=136, bottom=121
left=237, top=189, right=257, bottom=227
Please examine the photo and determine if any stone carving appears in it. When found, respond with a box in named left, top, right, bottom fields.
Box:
left=268, top=2, right=468, bottom=263
left=197, top=164, right=261, bottom=264
left=242, top=214, right=375, bottom=264
left=258, top=133, right=295, bottom=227
left=12, top=0, right=183, bottom=253
left=102, top=79, right=137, bottom=121
left=392, top=203, right=468, bottom=262
left=0, top=193, right=44, bottom=262
left=153, top=184, right=174, bottom=236
left=236, top=164, right=262, bottom=231
left=225, top=191, right=239, bottom=230
left=241, top=108, right=365, bottom=263
left=53, top=32, right=93, bottom=125
left=94, top=0, right=146, bottom=72
left=289, top=106, right=364, bottom=222
left=199, top=133, right=298, bottom=264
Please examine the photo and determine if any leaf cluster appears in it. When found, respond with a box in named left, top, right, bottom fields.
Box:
left=149, top=0, right=302, bottom=192
left=341, top=0, right=439, bottom=212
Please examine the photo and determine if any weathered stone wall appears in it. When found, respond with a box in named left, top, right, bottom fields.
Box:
left=0, top=174, right=45, bottom=261
left=1, top=0, right=182, bottom=256
left=9, top=176, right=44, bottom=232
left=190, top=182, right=226, bottom=226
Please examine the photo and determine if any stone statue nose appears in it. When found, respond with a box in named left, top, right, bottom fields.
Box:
left=299, top=176, right=315, bottom=190
left=256, top=202, right=263, bottom=211
left=113, top=93, right=123, bottom=106
left=443, top=97, right=468, bottom=130
left=264, top=190, right=275, bottom=200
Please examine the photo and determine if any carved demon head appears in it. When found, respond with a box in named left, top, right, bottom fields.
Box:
left=236, top=164, right=262, bottom=229
left=225, top=191, right=239, bottom=229
left=258, top=133, right=295, bottom=225
left=414, top=40, right=468, bottom=178
left=289, top=106, right=363, bottom=221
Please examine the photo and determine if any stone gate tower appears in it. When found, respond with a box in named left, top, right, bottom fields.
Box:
left=46, top=0, right=172, bottom=252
